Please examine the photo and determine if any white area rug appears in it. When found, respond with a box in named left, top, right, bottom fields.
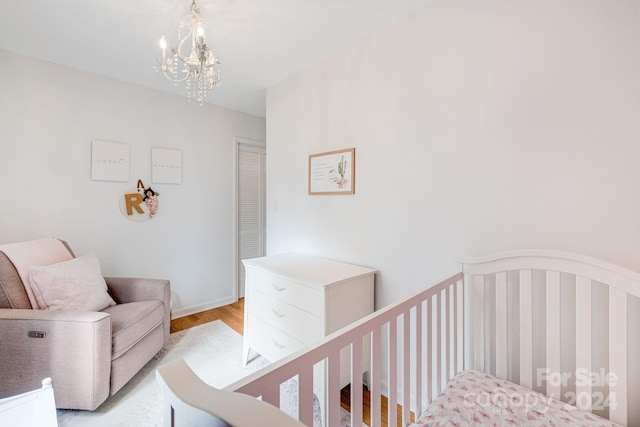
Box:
left=57, top=320, right=351, bottom=426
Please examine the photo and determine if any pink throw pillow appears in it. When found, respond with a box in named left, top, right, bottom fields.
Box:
left=28, top=253, right=116, bottom=311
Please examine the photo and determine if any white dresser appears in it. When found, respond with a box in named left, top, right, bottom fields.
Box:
left=242, top=253, right=375, bottom=416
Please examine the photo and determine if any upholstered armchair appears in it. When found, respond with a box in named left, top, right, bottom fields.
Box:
left=0, top=238, right=171, bottom=410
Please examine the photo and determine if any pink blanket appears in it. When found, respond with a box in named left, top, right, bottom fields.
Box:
left=411, top=370, right=621, bottom=427
left=0, top=238, right=74, bottom=309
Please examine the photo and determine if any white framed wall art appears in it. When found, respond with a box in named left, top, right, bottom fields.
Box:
left=152, top=148, right=182, bottom=184
left=308, top=148, right=355, bottom=195
left=91, top=139, right=130, bottom=182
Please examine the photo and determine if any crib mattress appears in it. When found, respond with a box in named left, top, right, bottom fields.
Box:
left=410, top=370, right=620, bottom=427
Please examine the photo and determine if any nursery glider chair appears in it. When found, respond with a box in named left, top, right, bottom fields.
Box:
left=0, top=238, right=171, bottom=410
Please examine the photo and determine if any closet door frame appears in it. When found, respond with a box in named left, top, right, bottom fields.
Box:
left=233, top=136, right=266, bottom=300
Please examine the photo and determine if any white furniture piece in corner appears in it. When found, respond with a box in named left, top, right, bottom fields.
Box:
left=0, top=378, right=58, bottom=427
left=157, top=359, right=305, bottom=427
left=242, top=253, right=375, bottom=425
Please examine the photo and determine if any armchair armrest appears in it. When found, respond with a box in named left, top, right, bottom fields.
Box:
left=1, top=308, right=109, bottom=322
left=0, top=309, right=111, bottom=410
left=105, top=277, right=170, bottom=305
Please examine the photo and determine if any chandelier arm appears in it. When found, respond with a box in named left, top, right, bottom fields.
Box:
left=159, top=70, right=190, bottom=83
left=173, top=54, right=192, bottom=66
left=155, top=0, right=221, bottom=104
left=174, top=23, right=193, bottom=62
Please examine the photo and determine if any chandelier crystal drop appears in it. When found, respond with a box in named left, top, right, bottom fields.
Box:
left=155, top=0, right=221, bottom=106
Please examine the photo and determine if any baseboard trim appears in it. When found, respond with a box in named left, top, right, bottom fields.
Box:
left=170, top=296, right=237, bottom=320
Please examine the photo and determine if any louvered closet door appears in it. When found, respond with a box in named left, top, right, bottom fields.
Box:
left=238, top=142, right=266, bottom=297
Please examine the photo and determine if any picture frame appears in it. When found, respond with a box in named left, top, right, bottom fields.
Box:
left=308, top=148, right=355, bottom=195
left=152, top=147, right=183, bottom=184
left=91, top=139, right=130, bottom=182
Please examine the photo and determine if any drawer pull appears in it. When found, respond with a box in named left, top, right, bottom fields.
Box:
left=272, top=339, right=286, bottom=350
left=272, top=309, right=287, bottom=318
left=271, top=283, right=287, bottom=292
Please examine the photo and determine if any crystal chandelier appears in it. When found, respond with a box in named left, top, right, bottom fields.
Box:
left=155, top=0, right=221, bottom=105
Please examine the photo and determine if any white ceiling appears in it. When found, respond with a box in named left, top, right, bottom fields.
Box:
left=0, top=0, right=432, bottom=117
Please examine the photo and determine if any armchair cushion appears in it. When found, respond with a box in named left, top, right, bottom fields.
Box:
left=103, top=300, right=164, bottom=359
left=0, top=238, right=73, bottom=309
left=27, top=253, right=116, bottom=312
left=0, top=238, right=76, bottom=310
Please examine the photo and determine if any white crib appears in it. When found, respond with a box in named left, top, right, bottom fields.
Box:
left=0, top=378, right=58, bottom=427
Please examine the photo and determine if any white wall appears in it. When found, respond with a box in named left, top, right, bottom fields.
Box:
left=266, top=0, right=640, bottom=308
left=0, top=49, right=266, bottom=317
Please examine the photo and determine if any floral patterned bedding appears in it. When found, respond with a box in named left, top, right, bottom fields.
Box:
left=410, top=370, right=620, bottom=427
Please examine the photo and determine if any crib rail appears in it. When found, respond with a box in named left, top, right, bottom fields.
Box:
left=226, top=272, right=464, bottom=427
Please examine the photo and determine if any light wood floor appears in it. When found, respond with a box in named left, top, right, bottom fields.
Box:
left=171, top=299, right=413, bottom=427
left=170, top=298, right=245, bottom=335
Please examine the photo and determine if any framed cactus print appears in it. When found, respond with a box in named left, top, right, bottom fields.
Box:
left=308, top=148, right=355, bottom=195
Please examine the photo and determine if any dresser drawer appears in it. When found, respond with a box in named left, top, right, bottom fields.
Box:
left=250, top=290, right=322, bottom=344
left=246, top=314, right=306, bottom=361
left=247, top=268, right=321, bottom=316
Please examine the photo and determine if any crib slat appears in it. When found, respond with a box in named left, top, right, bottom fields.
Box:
left=327, top=348, right=341, bottom=427
left=436, top=290, right=442, bottom=392
left=546, top=271, right=561, bottom=400
left=457, top=280, right=464, bottom=374
left=298, top=365, right=314, bottom=426
left=519, top=269, right=533, bottom=389
left=388, top=316, right=398, bottom=425
left=426, top=296, right=433, bottom=403
left=473, top=275, right=485, bottom=372
left=402, top=312, right=411, bottom=425
left=575, top=276, right=592, bottom=411
left=371, top=327, right=382, bottom=427
left=446, top=288, right=451, bottom=381
left=415, top=302, right=423, bottom=417
left=609, top=288, right=627, bottom=425
left=495, top=271, right=508, bottom=380
left=351, top=338, right=363, bottom=427
left=261, top=386, right=280, bottom=408
left=453, top=281, right=458, bottom=375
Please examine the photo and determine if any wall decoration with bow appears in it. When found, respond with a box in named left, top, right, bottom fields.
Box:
left=119, top=179, right=160, bottom=221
